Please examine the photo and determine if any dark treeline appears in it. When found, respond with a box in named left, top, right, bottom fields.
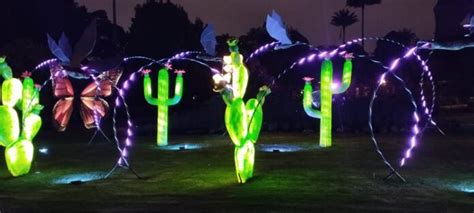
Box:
left=0, top=0, right=472, bottom=139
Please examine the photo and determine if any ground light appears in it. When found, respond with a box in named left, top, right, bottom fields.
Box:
left=257, top=144, right=306, bottom=153
left=38, top=147, right=49, bottom=155
left=157, top=143, right=206, bottom=151
left=452, top=182, right=474, bottom=195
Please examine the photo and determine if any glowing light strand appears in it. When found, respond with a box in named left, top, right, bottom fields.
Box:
left=278, top=37, right=433, bottom=181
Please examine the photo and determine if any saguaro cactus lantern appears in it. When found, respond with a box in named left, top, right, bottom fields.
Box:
left=0, top=58, right=43, bottom=176
left=143, top=66, right=184, bottom=146
left=213, top=39, right=271, bottom=183
left=303, top=54, right=352, bottom=147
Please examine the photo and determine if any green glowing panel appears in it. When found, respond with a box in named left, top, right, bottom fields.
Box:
left=21, top=76, right=35, bottom=114
left=302, top=58, right=352, bottom=148
left=5, top=139, right=34, bottom=177
left=0, top=106, right=20, bottom=147
left=303, top=83, right=321, bottom=119
left=215, top=40, right=270, bottom=183
left=320, top=59, right=333, bottom=147
left=225, top=98, right=247, bottom=147
left=0, top=57, right=13, bottom=80
left=234, top=142, right=255, bottom=183
left=21, top=113, right=42, bottom=141
left=2, top=78, right=23, bottom=108
left=0, top=62, right=43, bottom=177
left=245, top=98, right=263, bottom=143
left=143, top=68, right=184, bottom=146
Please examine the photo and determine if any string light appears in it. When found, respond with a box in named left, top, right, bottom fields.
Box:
left=276, top=37, right=436, bottom=181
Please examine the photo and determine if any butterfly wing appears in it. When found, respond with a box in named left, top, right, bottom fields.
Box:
left=79, top=97, right=109, bottom=129
left=200, top=24, right=217, bottom=56
left=470, top=15, right=474, bottom=33
left=50, top=63, right=75, bottom=131
left=59, top=32, right=72, bottom=60
left=47, top=34, right=71, bottom=64
left=79, top=68, right=122, bottom=128
left=52, top=97, right=74, bottom=131
left=81, top=68, right=123, bottom=97
left=70, top=19, right=97, bottom=68
left=265, top=10, right=292, bottom=45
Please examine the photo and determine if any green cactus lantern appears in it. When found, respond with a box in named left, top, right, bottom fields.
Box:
left=143, top=67, right=184, bottom=146
left=0, top=58, right=43, bottom=177
left=303, top=54, right=352, bottom=147
left=213, top=39, right=271, bottom=183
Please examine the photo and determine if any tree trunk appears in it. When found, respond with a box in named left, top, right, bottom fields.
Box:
left=112, top=0, right=117, bottom=43
left=113, top=0, right=117, bottom=25
left=361, top=5, right=365, bottom=48
left=342, top=26, right=346, bottom=43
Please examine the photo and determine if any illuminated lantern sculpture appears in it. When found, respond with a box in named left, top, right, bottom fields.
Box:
left=143, top=67, right=184, bottom=146
left=302, top=54, right=352, bottom=147
left=213, top=39, right=271, bottom=183
left=0, top=58, right=43, bottom=177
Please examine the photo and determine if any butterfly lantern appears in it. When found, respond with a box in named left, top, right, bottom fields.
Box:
left=46, top=20, right=123, bottom=132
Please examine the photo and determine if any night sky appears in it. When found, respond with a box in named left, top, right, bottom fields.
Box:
left=77, top=0, right=437, bottom=49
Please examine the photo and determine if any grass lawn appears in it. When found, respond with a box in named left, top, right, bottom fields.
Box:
left=0, top=132, right=472, bottom=212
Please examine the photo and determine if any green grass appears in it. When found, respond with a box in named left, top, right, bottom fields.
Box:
left=0, top=133, right=472, bottom=212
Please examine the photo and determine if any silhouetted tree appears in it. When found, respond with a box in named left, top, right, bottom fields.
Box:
left=331, top=9, right=358, bottom=42
left=126, top=0, right=201, bottom=59
left=346, top=0, right=382, bottom=48
left=374, top=28, right=417, bottom=64
left=434, top=0, right=474, bottom=41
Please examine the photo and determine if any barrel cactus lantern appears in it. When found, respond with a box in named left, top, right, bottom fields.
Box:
left=303, top=54, right=353, bottom=147
left=143, top=66, right=184, bottom=146
left=213, top=39, right=271, bottom=183
left=0, top=58, right=43, bottom=176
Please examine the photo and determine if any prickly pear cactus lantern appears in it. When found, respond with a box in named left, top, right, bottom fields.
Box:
left=213, top=39, right=271, bottom=183
left=303, top=54, right=352, bottom=147
left=0, top=58, right=43, bottom=177
left=143, top=66, right=184, bottom=146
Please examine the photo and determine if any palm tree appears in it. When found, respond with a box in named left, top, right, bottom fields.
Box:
left=346, top=0, right=382, bottom=48
left=331, top=9, right=358, bottom=42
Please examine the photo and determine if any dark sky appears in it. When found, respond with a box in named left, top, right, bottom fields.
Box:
left=77, top=0, right=438, bottom=49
